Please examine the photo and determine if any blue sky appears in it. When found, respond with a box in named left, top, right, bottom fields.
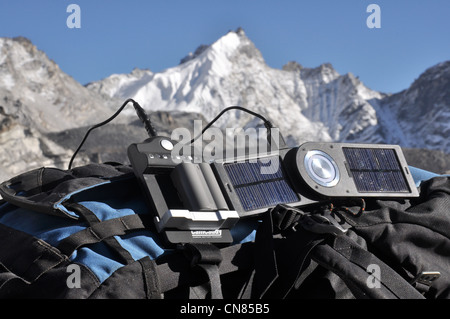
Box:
left=0, top=0, right=449, bottom=93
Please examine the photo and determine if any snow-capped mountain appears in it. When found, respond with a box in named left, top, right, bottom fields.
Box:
left=88, top=28, right=371, bottom=145
left=0, top=36, right=114, bottom=180
left=380, top=61, right=450, bottom=152
left=87, top=29, right=449, bottom=155
left=0, top=29, right=449, bottom=182
left=0, top=37, right=115, bottom=132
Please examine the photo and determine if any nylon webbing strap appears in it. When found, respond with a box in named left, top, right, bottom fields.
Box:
left=183, top=243, right=223, bottom=299
left=139, top=256, right=162, bottom=299
left=248, top=209, right=279, bottom=298
left=58, top=202, right=255, bottom=298
left=61, top=202, right=135, bottom=264
left=249, top=205, right=326, bottom=298
left=312, top=235, right=425, bottom=299
left=57, top=213, right=151, bottom=257
left=153, top=242, right=254, bottom=296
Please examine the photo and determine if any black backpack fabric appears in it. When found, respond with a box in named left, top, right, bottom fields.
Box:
left=0, top=162, right=448, bottom=299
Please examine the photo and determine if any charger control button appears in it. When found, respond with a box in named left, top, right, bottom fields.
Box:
left=160, top=139, right=174, bottom=151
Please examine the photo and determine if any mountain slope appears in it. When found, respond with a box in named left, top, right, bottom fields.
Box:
left=0, top=37, right=115, bottom=132
left=87, top=29, right=334, bottom=144
left=88, top=29, right=449, bottom=155
left=0, top=30, right=449, bottom=182
left=0, top=36, right=116, bottom=180
left=381, top=61, right=450, bottom=151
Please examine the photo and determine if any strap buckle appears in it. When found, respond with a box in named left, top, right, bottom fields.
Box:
left=299, top=209, right=348, bottom=236
left=183, top=243, right=223, bottom=267
left=411, top=271, right=441, bottom=294
left=270, top=204, right=348, bottom=236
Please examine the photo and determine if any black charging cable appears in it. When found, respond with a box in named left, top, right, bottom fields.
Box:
left=68, top=102, right=280, bottom=170
left=187, top=105, right=277, bottom=146
left=68, top=98, right=157, bottom=170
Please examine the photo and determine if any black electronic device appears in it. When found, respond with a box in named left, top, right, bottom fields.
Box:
left=287, top=142, right=419, bottom=199
left=212, top=147, right=304, bottom=218
left=128, top=136, right=239, bottom=244
left=121, top=101, right=418, bottom=245
left=212, top=142, right=419, bottom=218
left=127, top=137, right=419, bottom=245
left=71, top=99, right=419, bottom=245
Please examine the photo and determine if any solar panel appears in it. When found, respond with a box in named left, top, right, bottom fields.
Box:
left=223, top=156, right=299, bottom=212
left=343, top=147, right=409, bottom=193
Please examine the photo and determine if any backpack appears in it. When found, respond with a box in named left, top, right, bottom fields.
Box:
left=0, top=162, right=449, bottom=299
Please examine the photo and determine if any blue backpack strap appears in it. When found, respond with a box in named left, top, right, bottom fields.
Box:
left=60, top=202, right=136, bottom=265
left=57, top=202, right=153, bottom=258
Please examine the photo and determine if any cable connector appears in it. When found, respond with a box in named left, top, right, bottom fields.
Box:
left=132, top=100, right=158, bottom=138
left=187, top=105, right=276, bottom=146
left=263, top=120, right=274, bottom=130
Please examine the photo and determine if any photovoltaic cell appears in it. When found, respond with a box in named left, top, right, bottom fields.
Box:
left=224, top=156, right=299, bottom=211
left=343, top=147, right=409, bottom=193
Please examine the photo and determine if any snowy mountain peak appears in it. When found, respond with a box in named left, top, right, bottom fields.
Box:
left=86, top=30, right=449, bottom=154
left=209, top=29, right=241, bottom=56
left=299, top=62, right=340, bottom=86
left=0, top=32, right=449, bottom=182
left=0, top=36, right=112, bottom=132
left=0, top=36, right=56, bottom=91
left=182, top=28, right=259, bottom=61
left=88, top=28, right=268, bottom=120
left=0, top=36, right=114, bottom=180
left=382, top=61, right=450, bottom=151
